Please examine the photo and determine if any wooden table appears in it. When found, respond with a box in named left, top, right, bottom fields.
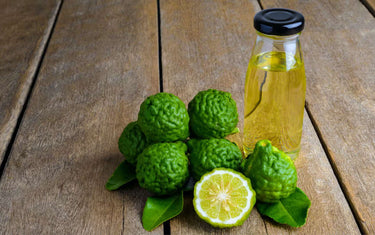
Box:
left=1, top=0, right=374, bottom=234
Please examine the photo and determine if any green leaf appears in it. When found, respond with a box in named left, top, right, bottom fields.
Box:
left=142, top=191, right=184, bottom=231
left=257, top=187, right=311, bottom=227
left=105, top=160, right=136, bottom=191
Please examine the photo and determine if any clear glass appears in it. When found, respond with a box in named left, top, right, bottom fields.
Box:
left=243, top=31, right=306, bottom=160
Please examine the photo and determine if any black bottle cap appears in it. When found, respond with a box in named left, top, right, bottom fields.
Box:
left=254, top=8, right=304, bottom=36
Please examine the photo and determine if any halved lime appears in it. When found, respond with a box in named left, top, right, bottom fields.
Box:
left=193, top=168, right=256, bottom=228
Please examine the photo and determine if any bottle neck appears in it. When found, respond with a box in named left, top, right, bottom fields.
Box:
left=252, top=31, right=302, bottom=59
left=256, top=31, right=300, bottom=42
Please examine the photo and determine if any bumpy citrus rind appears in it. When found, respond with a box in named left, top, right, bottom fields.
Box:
left=242, top=140, right=297, bottom=203
left=138, top=92, right=189, bottom=143
left=118, top=121, right=148, bottom=165
left=136, top=142, right=189, bottom=196
left=188, top=89, right=239, bottom=139
left=187, top=138, right=243, bottom=180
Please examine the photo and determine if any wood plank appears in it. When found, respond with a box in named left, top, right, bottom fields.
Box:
left=160, top=0, right=360, bottom=234
left=0, top=0, right=61, bottom=165
left=0, top=0, right=160, bottom=234
left=261, top=0, right=375, bottom=233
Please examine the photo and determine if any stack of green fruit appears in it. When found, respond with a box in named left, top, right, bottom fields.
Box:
left=110, top=89, right=242, bottom=194
left=106, top=89, right=310, bottom=231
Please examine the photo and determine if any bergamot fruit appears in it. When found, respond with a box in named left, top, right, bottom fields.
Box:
left=193, top=168, right=256, bottom=228
left=188, top=89, right=239, bottom=139
left=187, top=138, right=243, bottom=180
left=118, top=121, right=148, bottom=165
left=241, top=140, right=297, bottom=203
left=136, top=142, right=189, bottom=196
left=138, top=93, right=189, bottom=143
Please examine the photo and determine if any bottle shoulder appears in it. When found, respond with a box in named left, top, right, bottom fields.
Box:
left=249, top=51, right=304, bottom=72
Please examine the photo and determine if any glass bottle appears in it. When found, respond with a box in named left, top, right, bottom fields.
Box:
left=243, top=8, right=306, bottom=160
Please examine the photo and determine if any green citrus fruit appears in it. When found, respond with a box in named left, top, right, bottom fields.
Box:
left=138, top=93, right=189, bottom=143
left=193, top=168, right=256, bottom=228
left=188, top=89, right=239, bottom=138
left=241, top=140, right=297, bottom=203
left=136, top=142, right=189, bottom=196
left=118, top=121, right=148, bottom=165
left=187, top=138, right=243, bottom=180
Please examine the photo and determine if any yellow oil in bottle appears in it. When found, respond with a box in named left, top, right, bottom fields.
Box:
left=243, top=51, right=306, bottom=159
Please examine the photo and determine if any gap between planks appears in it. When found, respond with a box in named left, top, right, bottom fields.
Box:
left=0, top=0, right=64, bottom=182
left=158, top=0, right=164, bottom=93
left=359, top=0, right=375, bottom=16
left=257, top=0, right=264, bottom=9
left=157, top=0, right=169, bottom=234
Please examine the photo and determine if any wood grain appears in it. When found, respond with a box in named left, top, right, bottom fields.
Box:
left=0, top=0, right=161, bottom=234
left=160, top=0, right=360, bottom=234
left=0, top=0, right=61, bottom=165
left=261, top=0, right=375, bottom=233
